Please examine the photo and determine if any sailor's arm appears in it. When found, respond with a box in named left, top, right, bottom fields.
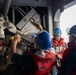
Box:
left=8, top=34, right=21, bottom=59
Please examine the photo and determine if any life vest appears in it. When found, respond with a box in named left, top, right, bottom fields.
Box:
left=52, top=38, right=66, bottom=58
left=31, top=50, right=56, bottom=75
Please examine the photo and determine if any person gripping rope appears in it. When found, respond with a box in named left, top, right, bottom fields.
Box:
left=8, top=30, right=57, bottom=75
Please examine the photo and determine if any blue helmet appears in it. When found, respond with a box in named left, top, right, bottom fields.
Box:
left=36, top=31, right=52, bottom=50
left=68, top=25, right=76, bottom=35
left=54, top=28, right=62, bottom=35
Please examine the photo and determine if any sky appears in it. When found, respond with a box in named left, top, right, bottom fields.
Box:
left=60, top=4, right=76, bottom=39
